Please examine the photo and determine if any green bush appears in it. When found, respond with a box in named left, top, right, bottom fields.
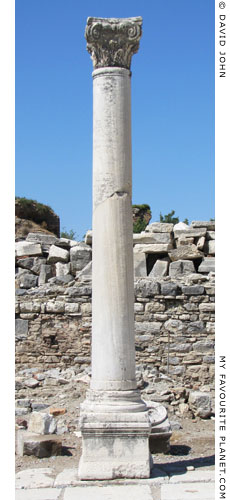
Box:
left=60, top=228, right=77, bottom=240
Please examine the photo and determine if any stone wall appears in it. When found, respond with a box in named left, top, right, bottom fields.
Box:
left=15, top=220, right=215, bottom=391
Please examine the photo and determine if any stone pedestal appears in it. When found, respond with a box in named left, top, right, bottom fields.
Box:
left=78, top=17, right=151, bottom=480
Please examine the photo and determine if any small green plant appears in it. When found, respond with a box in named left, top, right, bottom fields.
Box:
left=60, top=228, right=77, bottom=240
left=133, top=219, right=148, bottom=233
left=159, top=210, right=189, bottom=225
left=132, top=204, right=151, bottom=211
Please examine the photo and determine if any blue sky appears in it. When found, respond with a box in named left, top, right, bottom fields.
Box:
left=15, top=0, right=214, bottom=239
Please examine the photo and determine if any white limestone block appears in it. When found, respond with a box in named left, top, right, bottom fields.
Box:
left=47, top=245, right=69, bottom=263
left=133, top=232, right=171, bottom=244
left=15, top=241, right=43, bottom=257
left=145, top=222, right=173, bottom=233
left=134, top=243, right=172, bottom=253
left=173, top=222, right=189, bottom=231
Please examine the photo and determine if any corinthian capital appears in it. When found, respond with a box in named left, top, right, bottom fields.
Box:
left=85, top=17, right=142, bottom=70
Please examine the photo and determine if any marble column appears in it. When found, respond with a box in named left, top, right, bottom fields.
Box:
left=78, top=17, right=152, bottom=480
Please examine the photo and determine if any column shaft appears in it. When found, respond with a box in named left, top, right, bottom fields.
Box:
left=91, top=68, right=136, bottom=391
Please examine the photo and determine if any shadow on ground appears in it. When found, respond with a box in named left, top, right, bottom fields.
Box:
left=151, top=454, right=215, bottom=478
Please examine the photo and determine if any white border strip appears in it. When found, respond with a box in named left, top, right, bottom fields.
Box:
left=215, top=1, right=230, bottom=499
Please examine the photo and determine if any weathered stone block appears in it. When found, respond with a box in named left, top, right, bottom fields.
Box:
left=145, top=302, right=165, bottom=313
left=15, top=241, right=43, bottom=257
left=84, top=230, right=92, bottom=245
left=38, top=264, right=53, bottom=285
left=197, top=236, right=205, bottom=250
left=169, top=260, right=195, bottom=277
left=181, top=285, right=205, bottom=295
left=149, top=260, right=168, bottom=278
left=135, top=243, right=173, bottom=253
left=20, top=301, right=41, bottom=313
left=70, top=245, right=92, bottom=272
left=19, top=273, right=38, bottom=289
left=206, top=231, right=215, bottom=240
left=81, top=303, right=92, bottom=315
left=145, top=222, right=173, bottom=233
left=168, top=245, right=203, bottom=261
left=15, top=319, right=28, bottom=339
left=135, top=321, right=161, bottom=333
left=55, top=262, right=70, bottom=277
left=133, top=252, right=147, bottom=277
left=191, top=220, right=215, bottom=230
left=47, top=245, right=69, bottom=263
left=170, top=343, right=191, bottom=353
left=174, top=228, right=207, bottom=239
left=17, top=257, right=46, bottom=275
left=186, top=320, right=206, bottom=334
left=46, top=301, right=65, bottom=313
left=134, top=302, right=144, bottom=313
left=192, top=340, right=215, bottom=352
left=198, top=257, right=215, bottom=273
left=65, top=303, right=80, bottom=314
left=199, top=303, right=215, bottom=312
left=28, top=412, right=57, bottom=434
left=176, top=237, right=194, bottom=247
left=203, top=240, right=215, bottom=255
left=164, top=319, right=184, bottom=333
left=77, top=261, right=92, bottom=277
left=26, top=233, right=58, bottom=245
left=161, top=282, right=178, bottom=296
left=133, top=232, right=172, bottom=244
left=135, top=280, right=160, bottom=297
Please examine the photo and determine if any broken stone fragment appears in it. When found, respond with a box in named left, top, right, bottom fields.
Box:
left=49, top=407, right=67, bottom=417
left=28, top=411, right=57, bottom=434
left=188, top=391, right=212, bottom=418
left=24, top=378, right=40, bottom=389
left=17, top=431, right=62, bottom=457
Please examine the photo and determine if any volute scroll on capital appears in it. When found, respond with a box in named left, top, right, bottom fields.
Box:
left=85, top=17, right=142, bottom=70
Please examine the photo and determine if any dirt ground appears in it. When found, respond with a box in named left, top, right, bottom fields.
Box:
left=15, top=416, right=215, bottom=475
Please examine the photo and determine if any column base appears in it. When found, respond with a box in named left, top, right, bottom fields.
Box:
left=78, top=390, right=152, bottom=480
left=145, top=400, right=172, bottom=454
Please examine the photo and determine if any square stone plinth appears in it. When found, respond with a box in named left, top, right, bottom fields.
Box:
left=78, top=410, right=151, bottom=480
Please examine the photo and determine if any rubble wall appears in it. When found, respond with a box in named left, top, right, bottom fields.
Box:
left=15, top=220, right=215, bottom=390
